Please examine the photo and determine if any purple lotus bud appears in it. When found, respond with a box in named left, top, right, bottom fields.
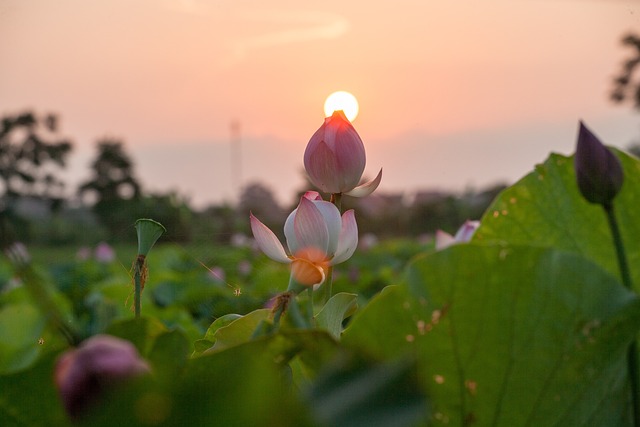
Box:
left=54, top=335, right=150, bottom=419
left=575, top=121, right=624, bottom=206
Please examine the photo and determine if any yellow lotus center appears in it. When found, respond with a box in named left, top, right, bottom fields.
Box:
left=290, top=247, right=329, bottom=286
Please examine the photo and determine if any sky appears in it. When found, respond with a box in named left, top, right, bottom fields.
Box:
left=1, top=0, right=639, bottom=208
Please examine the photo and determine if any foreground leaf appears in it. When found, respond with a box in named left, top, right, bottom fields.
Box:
left=0, top=304, right=46, bottom=374
left=345, top=244, right=640, bottom=426
left=0, top=351, right=69, bottom=426
left=305, top=355, right=427, bottom=427
left=474, top=151, right=640, bottom=288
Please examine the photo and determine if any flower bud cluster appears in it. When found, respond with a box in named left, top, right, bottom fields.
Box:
left=251, top=110, right=381, bottom=288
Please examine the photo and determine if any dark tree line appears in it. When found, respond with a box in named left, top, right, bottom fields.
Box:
left=0, top=112, right=72, bottom=246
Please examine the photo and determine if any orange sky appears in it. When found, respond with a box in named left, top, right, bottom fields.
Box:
left=1, top=0, right=639, bottom=207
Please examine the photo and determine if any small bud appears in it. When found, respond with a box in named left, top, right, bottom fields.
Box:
left=575, top=121, right=624, bottom=206
left=54, top=335, right=149, bottom=419
left=135, top=219, right=166, bottom=257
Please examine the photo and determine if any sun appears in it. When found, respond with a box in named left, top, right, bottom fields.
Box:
left=324, top=91, right=359, bottom=122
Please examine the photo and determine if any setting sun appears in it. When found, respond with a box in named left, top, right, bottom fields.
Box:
left=324, top=91, right=359, bottom=122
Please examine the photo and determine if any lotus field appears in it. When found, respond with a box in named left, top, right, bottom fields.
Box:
left=2, top=114, right=640, bottom=427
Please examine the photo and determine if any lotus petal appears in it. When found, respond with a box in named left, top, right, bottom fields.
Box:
left=345, top=168, right=383, bottom=197
left=250, top=213, right=291, bottom=263
left=332, top=209, right=358, bottom=265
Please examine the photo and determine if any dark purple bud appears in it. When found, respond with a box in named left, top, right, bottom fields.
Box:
left=54, top=335, right=149, bottom=419
left=575, top=121, right=624, bottom=206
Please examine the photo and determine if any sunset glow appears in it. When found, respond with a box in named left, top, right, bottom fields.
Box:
left=324, top=91, right=359, bottom=122
left=0, top=1, right=638, bottom=206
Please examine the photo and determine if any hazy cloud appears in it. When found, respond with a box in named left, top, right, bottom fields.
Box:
left=229, top=10, right=349, bottom=61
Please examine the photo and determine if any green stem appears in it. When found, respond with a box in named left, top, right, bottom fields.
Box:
left=320, top=266, right=334, bottom=305
left=319, top=192, right=343, bottom=304
left=330, top=192, right=342, bottom=212
left=134, top=255, right=145, bottom=319
left=604, top=203, right=640, bottom=426
left=272, top=302, right=284, bottom=330
left=307, top=287, right=315, bottom=326
left=286, top=296, right=309, bottom=329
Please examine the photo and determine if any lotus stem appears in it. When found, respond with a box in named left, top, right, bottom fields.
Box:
left=133, top=255, right=145, bottom=319
left=604, top=203, right=639, bottom=426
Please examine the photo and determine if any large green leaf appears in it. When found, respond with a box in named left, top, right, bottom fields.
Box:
left=344, top=244, right=640, bottom=426
left=343, top=285, right=417, bottom=360
left=0, top=304, right=46, bottom=374
left=474, top=151, right=640, bottom=288
left=304, top=354, right=428, bottom=427
left=147, top=329, right=190, bottom=384
left=0, top=351, right=69, bottom=426
left=105, top=316, right=167, bottom=356
left=192, top=313, right=243, bottom=356
left=209, top=308, right=271, bottom=351
left=315, top=292, right=358, bottom=339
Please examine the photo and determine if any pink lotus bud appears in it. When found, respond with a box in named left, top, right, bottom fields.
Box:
left=435, top=220, right=480, bottom=250
left=304, top=110, right=382, bottom=196
left=54, top=335, right=149, bottom=419
left=575, top=121, right=623, bottom=207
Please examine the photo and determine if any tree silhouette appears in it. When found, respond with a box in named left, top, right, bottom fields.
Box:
left=0, top=111, right=73, bottom=245
left=611, top=32, right=640, bottom=152
left=78, top=139, right=141, bottom=204
left=78, top=139, right=142, bottom=238
left=611, top=33, right=640, bottom=110
left=0, top=111, right=72, bottom=201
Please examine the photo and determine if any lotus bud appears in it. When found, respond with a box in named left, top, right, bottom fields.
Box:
left=574, top=121, right=624, bottom=207
left=435, top=220, right=480, bottom=250
left=304, top=110, right=382, bottom=196
left=135, top=219, right=166, bottom=257
left=54, top=335, right=150, bottom=419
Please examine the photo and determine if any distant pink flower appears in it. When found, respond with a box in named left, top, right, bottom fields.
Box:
left=230, top=233, right=250, bottom=248
left=359, top=232, right=378, bottom=250
left=250, top=191, right=358, bottom=287
left=304, top=110, right=382, bottom=196
left=76, top=247, right=91, bottom=261
left=435, top=220, right=480, bottom=250
left=237, top=260, right=252, bottom=277
left=94, top=242, right=115, bottom=263
left=5, top=242, right=30, bottom=265
left=55, top=335, right=149, bottom=419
